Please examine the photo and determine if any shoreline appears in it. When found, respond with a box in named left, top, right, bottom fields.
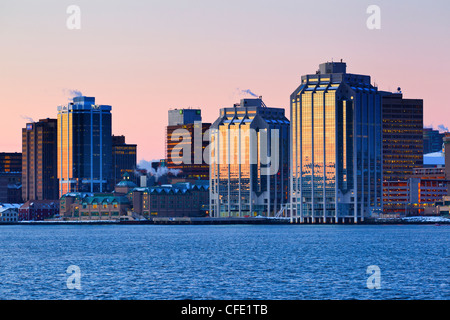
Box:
left=1, top=216, right=449, bottom=226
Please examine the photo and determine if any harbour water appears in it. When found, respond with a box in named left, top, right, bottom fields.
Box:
left=0, top=224, right=448, bottom=300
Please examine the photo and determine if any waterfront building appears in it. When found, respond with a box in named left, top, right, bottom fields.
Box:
left=18, top=200, right=59, bottom=221
left=381, top=92, right=423, bottom=215
left=22, top=118, right=58, bottom=201
left=166, top=109, right=211, bottom=181
left=59, top=192, right=131, bottom=221
left=0, top=206, right=18, bottom=222
left=59, top=175, right=133, bottom=221
left=209, top=98, right=290, bottom=217
left=59, top=173, right=135, bottom=221
left=0, top=153, right=22, bottom=173
left=59, top=172, right=208, bottom=220
left=57, top=96, right=113, bottom=195
left=131, top=180, right=209, bottom=218
left=112, top=135, right=137, bottom=187
left=290, top=61, right=383, bottom=223
left=408, top=167, right=449, bottom=215
left=434, top=196, right=450, bottom=215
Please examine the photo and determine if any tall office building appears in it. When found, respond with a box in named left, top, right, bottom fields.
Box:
left=290, top=61, right=383, bottom=223
left=382, top=92, right=423, bottom=181
left=22, top=119, right=58, bottom=201
left=381, top=92, right=423, bottom=215
left=0, top=153, right=22, bottom=173
left=166, top=109, right=211, bottom=180
left=57, top=96, right=112, bottom=195
left=209, top=98, right=290, bottom=217
left=112, top=135, right=137, bottom=186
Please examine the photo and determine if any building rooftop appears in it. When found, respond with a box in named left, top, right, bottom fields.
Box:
left=20, top=200, right=59, bottom=210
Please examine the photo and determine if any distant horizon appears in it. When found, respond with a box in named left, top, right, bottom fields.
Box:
left=1, top=0, right=449, bottom=161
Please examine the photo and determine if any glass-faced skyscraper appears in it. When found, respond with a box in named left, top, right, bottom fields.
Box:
left=57, top=96, right=112, bottom=195
left=290, top=62, right=383, bottom=223
left=209, top=98, right=290, bottom=217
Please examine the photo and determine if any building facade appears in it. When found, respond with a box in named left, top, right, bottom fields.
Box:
left=18, top=200, right=59, bottom=221
left=0, top=153, right=22, bottom=173
left=423, top=128, right=446, bottom=154
left=408, top=167, right=449, bottom=215
left=22, top=118, right=58, bottom=201
left=0, top=207, right=18, bottom=222
left=0, top=172, right=22, bottom=203
left=112, top=135, right=137, bottom=187
left=131, top=181, right=209, bottom=218
left=60, top=193, right=131, bottom=220
left=381, top=92, right=423, bottom=215
left=209, top=98, right=290, bottom=217
left=59, top=173, right=135, bottom=221
left=290, top=61, right=383, bottom=223
left=57, top=96, right=113, bottom=195
left=166, top=109, right=211, bottom=181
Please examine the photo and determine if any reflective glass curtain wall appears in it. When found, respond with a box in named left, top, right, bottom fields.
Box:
left=290, top=62, right=382, bottom=223
left=209, top=99, right=290, bottom=218
left=57, top=97, right=112, bottom=196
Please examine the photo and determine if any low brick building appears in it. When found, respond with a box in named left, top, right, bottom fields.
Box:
left=18, top=200, right=59, bottom=221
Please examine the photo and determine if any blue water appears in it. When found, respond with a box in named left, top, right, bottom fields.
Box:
left=0, top=224, right=448, bottom=300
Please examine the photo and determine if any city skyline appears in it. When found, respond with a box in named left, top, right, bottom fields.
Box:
left=1, top=0, right=450, bottom=162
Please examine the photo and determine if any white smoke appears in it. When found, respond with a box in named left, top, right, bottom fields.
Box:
left=21, top=115, right=35, bottom=123
left=231, top=88, right=260, bottom=101
left=63, top=88, right=83, bottom=100
left=240, top=89, right=259, bottom=97
left=437, top=124, right=449, bottom=133
left=426, top=123, right=449, bottom=133
left=137, top=159, right=181, bottom=181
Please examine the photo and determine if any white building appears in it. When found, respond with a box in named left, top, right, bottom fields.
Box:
left=0, top=204, right=20, bottom=222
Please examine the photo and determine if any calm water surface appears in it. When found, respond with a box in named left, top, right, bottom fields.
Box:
left=0, top=224, right=448, bottom=300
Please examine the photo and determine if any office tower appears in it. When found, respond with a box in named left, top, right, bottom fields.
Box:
left=290, top=61, right=382, bottom=223
left=209, top=98, right=290, bottom=217
left=381, top=92, right=423, bottom=215
left=166, top=109, right=211, bottom=180
left=0, top=153, right=22, bottom=173
left=57, top=96, right=112, bottom=195
left=382, top=92, right=423, bottom=181
left=423, top=128, right=446, bottom=154
left=112, top=135, right=137, bottom=186
left=22, top=119, right=58, bottom=201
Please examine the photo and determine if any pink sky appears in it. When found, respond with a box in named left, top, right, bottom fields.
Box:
left=1, top=0, right=449, bottom=162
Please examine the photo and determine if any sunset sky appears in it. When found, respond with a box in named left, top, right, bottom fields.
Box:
left=1, top=0, right=449, bottom=162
